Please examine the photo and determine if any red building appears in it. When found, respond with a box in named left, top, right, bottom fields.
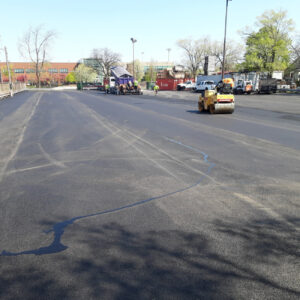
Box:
left=0, top=62, right=77, bottom=85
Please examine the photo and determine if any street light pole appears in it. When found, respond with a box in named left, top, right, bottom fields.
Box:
left=4, top=46, right=13, bottom=96
left=131, top=38, right=137, bottom=79
left=166, top=48, right=171, bottom=63
left=222, top=0, right=231, bottom=79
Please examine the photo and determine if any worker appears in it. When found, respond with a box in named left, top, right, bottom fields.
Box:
left=105, top=83, right=109, bottom=94
left=115, top=84, right=120, bottom=95
left=154, top=83, right=159, bottom=95
left=134, top=80, right=138, bottom=91
left=120, top=84, right=125, bottom=95
left=127, top=80, right=133, bottom=91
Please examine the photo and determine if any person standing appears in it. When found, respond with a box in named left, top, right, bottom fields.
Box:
left=105, top=83, right=109, bottom=94
left=154, top=83, right=159, bottom=95
left=134, top=80, right=138, bottom=92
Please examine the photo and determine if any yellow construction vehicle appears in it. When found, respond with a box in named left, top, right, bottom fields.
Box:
left=198, top=78, right=235, bottom=114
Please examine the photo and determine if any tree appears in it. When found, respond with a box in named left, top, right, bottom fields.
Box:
left=242, top=10, right=294, bottom=72
left=177, top=38, right=211, bottom=78
left=74, top=64, right=97, bottom=83
left=91, top=48, right=121, bottom=79
left=144, top=63, right=157, bottom=82
left=128, top=60, right=144, bottom=82
left=18, top=25, right=56, bottom=88
left=291, top=33, right=300, bottom=61
left=177, top=38, right=242, bottom=75
left=209, top=39, right=243, bottom=72
left=65, top=72, right=76, bottom=84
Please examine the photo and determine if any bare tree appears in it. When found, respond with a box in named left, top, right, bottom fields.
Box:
left=210, top=39, right=244, bottom=71
left=177, top=38, right=211, bottom=78
left=19, top=25, right=56, bottom=87
left=91, top=48, right=121, bottom=79
left=291, top=33, right=300, bottom=62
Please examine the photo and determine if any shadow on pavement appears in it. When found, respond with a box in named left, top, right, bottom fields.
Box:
left=1, top=219, right=299, bottom=299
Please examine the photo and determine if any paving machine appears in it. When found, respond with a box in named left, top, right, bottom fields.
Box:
left=198, top=78, right=235, bottom=114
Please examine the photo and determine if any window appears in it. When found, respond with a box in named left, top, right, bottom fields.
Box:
left=60, top=68, right=68, bottom=73
left=14, top=69, right=24, bottom=73
left=48, top=68, right=58, bottom=73
left=26, top=69, right=35, bottom=73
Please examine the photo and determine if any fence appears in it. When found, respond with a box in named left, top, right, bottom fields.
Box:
left=0, top=82, right=26, bottom=99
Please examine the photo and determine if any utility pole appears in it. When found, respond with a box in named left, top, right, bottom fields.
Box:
left=0, top=62, right=3, bottom=83
left=166, top=48, right=171, bottom=63
left=4, top=46, right=13, bottom=97
left=222, top=0, right=231, bottom=79
left=131, top=38, right=137, bottom=78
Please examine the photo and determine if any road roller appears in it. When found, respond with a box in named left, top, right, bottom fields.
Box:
left=198, top=78, right=235, bottom=114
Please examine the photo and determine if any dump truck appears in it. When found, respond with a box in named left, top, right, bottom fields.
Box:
left=198, top=78, right=235, bottom=114
left=109, top=66, right=143, bottom=95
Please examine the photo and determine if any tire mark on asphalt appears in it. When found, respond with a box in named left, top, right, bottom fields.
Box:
left=0, top=93, right=42, bottom=184
left=76, top=92, right=300, bottom=231
left=0, top=139, right=215, bottom=256
left=82, top=91, right=300, bottom=159
left=38, top=143, right=67, bottom=169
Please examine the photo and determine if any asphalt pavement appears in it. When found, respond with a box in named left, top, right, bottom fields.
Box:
left=0, top=90, right=299, bottom=299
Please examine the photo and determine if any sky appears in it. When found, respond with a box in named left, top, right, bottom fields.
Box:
left=0, top=0, right=299, bottom=64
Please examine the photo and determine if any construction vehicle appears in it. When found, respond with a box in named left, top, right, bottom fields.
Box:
left=234, top=79, right=253, bottom=94
left=106, top=66, right=143, bottom=95
left=198, top=78, right=235, bottom=114
left=259, top=78, right=277, bottom=94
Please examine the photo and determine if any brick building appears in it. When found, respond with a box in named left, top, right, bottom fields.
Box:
left=0, top=62, right=78, bottom=85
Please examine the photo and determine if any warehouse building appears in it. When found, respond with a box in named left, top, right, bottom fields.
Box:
left=0, top=62, right=77, bottom=85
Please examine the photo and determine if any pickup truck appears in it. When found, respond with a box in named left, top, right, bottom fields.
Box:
left=195, top=80, right=216, bottom=92
left=177, top=81, right=196, bottom=91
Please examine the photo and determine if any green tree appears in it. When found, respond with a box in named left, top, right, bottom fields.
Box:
left=144, top=64, right=157, bottom=82
left=242, top=9, right=294, bottom=72
left=74, top=64, right=97, bottom=83
left=65, top=72, right=76, bottom=83
left=134, top=60, right=144, bottom=82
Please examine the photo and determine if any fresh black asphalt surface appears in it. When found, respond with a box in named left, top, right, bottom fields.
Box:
left=0, top=90, right=299, bottom=299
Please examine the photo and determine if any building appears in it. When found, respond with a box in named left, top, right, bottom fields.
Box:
left=0, top=62, right=78, bottom=85
left=143, top=62, right=174, bottom=73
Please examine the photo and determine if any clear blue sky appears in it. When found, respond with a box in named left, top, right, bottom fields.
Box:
left=0, top=0, right=299, bottom=64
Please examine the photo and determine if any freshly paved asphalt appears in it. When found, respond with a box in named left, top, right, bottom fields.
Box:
left=0, top=90, right=299, bottom=299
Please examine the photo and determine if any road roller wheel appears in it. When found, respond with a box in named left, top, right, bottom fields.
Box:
left=209, top=105, right=215, bottom=114
left=198, top=101, right=204, bottom=112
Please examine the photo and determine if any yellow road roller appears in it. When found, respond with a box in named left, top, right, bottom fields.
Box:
left=198, top=78, right=235, bottom=114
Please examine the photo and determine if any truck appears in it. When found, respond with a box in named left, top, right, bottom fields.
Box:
left=176, top=80, right=195, bottom=91
left=234, top=79, right=253, bottom=94
left=107, top=66, right=142, bottom=95
left=259, top=78, right=277, bottom=94
left=195, top=80, right=216, bottom=92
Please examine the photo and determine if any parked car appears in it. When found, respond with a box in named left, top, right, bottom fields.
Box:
left=195, top=80, right=216, bottom=92
left=177, top=81, right=196, bottom=91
